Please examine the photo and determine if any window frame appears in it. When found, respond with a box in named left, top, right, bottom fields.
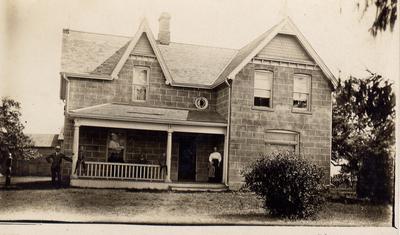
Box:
left=253, top=70, right=274, bottom=109
left=292, top=73, right=311, bottom=112
left=264, top=129, right=300, bottom=154
left=132, top=66, right=150, bottom=102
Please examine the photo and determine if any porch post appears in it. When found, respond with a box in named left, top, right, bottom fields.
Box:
left=165, top=128, right=173, bottom=182
left=71, top=122, right=80, bottom=177
left=222, top=131, right=229, bottom=185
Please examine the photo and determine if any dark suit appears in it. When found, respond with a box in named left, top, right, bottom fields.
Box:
left=46, top=152, right=71, bottom=186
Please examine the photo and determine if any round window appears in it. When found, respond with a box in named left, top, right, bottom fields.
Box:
left=194, top=97, right=209, bottom=110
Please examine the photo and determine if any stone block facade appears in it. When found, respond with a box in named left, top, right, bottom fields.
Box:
left=67, top=126, right=224, bottom=182
left=67, top=58, right=216, bottom=112
left=227, top=63, right=332, bottom=189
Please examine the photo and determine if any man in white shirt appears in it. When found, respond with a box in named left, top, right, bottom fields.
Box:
left=208, top=147, right=222, bottom=183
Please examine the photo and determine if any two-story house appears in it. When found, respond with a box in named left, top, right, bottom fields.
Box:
left=60, top=13, right=337, bottom=190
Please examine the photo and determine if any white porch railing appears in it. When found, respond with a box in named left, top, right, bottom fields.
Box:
left=77, top=161, right=165, bottom=181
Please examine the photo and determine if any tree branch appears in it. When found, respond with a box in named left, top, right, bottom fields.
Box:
left=331, top=160, right=347, bottom=167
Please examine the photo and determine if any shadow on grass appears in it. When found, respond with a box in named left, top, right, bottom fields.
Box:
left=0, top=181, right=70, bottom=190
left=217, top=211, right=280, bottom=223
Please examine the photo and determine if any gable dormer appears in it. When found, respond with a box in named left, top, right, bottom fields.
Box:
left=256, top=33, right=314, bottom=63
left=111, top=18, right=173, bottom=85
left=132, top=33, right=155, bottom=56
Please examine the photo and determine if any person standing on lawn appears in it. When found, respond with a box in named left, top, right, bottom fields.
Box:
left=0, top=145, right=12, bottom=188
left=208, top=146, right=222, bottom=183
left=74, top=145, right=86, bottom=175
left=46, top=145, right=72, bottom=187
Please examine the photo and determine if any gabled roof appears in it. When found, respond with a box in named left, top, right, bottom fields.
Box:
left=69, top=103, right=227, bottom=126
left=60, top=17, right=337, bottom=89
left=159, top=42, right=237, bottom=87
left=111, top=19, right=173, bottom=83
left=61, top=29, right=130, bottom=78
left=214, top=17, right=338, bottom=88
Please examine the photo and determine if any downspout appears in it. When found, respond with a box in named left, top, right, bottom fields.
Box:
left=61, top=73, right=70, bottom=113
left=223, top=78, right=231, bottom=186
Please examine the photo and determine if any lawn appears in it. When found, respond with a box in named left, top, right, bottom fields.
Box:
left=0, top=182, right=392, bottom=226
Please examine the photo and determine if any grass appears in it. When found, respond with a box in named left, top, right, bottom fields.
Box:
left=0, top=181, right=393, bottom=226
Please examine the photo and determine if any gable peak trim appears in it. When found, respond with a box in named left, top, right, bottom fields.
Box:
left=110, top=18, right=173, bottom=84
left=227, top=17, right=338, bottom=89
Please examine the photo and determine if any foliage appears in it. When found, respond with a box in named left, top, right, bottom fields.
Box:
left=0, top=97, right=38, bottom=164
left=241, top=152, right=326, bottom=219
left=356, top=0, right=397, bottom=36
left=331, top=174, right=352, bottom=188
left=332, top=72, right=395, bottom=203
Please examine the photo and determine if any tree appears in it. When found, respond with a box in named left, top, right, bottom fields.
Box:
left=0, top=97, right=38, bottom=176
left=356, top=0, right=397, bottom=36
left=332, top=71, right=395, bottom=203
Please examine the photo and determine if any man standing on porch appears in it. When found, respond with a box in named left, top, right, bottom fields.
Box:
left=208, top=147, right=222, bottom=183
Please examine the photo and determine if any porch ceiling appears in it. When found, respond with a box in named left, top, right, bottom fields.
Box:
left=69, top=103, right=227, bottom=126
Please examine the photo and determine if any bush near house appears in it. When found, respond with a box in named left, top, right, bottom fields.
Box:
left=242, top=152, right=326, bottom=219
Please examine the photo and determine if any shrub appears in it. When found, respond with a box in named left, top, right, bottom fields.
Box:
left=241, top=152, right=326, bottom=219
left=331, top=173, right=352, bottom=188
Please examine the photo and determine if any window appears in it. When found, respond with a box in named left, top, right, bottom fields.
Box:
left=293, top=74, right=311, bottom=110
left=132, top=67, right=149, bottom=101
left=254, top=70, right=273, bottom=108
left=265, top=130, right=300, bottom=154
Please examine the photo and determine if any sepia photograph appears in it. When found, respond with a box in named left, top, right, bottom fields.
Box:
left=0, top=0, right=398, bottom=234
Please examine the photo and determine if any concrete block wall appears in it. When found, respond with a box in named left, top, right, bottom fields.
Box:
left=62, top=125, right=225, bottom=183
left=228, top=62, right=332, bottom=189
left=215, top=84, right=229, bottom=117
left=67, top=58, right=217, bottom=112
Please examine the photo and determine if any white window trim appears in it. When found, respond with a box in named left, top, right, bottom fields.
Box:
left=132, top=66, right=150, bottom=102
left=292, top=73, right=311, bottom=112
left=254, top=70, right=274, bottom=108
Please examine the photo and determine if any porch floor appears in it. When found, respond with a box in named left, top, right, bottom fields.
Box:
left=70, top=178, right=228, bottom=192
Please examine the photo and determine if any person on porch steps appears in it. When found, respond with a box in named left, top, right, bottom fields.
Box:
left=74, top=145, right=86, bottom=175
left=208, top=146, right=222, bottom=183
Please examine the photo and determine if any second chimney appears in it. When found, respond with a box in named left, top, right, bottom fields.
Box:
left=158, top=12, right=171, bottom=45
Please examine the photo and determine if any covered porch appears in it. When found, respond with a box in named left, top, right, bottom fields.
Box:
left=67, top=103, right=229, bottom=190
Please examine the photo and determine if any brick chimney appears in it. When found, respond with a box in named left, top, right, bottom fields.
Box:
left=158, top=12, right=171, bottom=45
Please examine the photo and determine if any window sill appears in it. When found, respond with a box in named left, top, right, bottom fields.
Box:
left=131, top=100, right=146, bottom=103
left=291, top=108, right=312, bottom=115
left=251, top=106, right=274, bottom=112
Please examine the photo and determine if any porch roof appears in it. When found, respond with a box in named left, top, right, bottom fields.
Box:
left=69, top=103, right=227, bottom=126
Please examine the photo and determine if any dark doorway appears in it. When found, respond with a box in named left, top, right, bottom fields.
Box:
left=178, top=138, right=196, bottom=181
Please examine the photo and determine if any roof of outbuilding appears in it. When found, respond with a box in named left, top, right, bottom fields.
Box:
left=27, top=134, right=60, bottom=148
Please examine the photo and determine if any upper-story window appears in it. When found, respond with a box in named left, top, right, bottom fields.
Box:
left=132, top=67, right=149, bottom=101
left=254, top=70, right=273, bottom=108
left=293, top=74, right=311, bottom=111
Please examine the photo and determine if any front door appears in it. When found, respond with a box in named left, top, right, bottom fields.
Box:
left=178, top=139, right=196, bottom=181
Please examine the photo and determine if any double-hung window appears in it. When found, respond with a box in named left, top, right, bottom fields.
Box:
left=254, top=70, right=273, bottom=108
left=132, top=67, right=149, bottom=101
left=293, top=74, right=311, bottom=111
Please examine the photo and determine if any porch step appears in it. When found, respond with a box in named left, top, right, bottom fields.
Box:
left=169, top=183, right=228, bottom=192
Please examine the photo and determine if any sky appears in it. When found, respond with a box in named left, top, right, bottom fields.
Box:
left=1, top=0, right=399, bottom=134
